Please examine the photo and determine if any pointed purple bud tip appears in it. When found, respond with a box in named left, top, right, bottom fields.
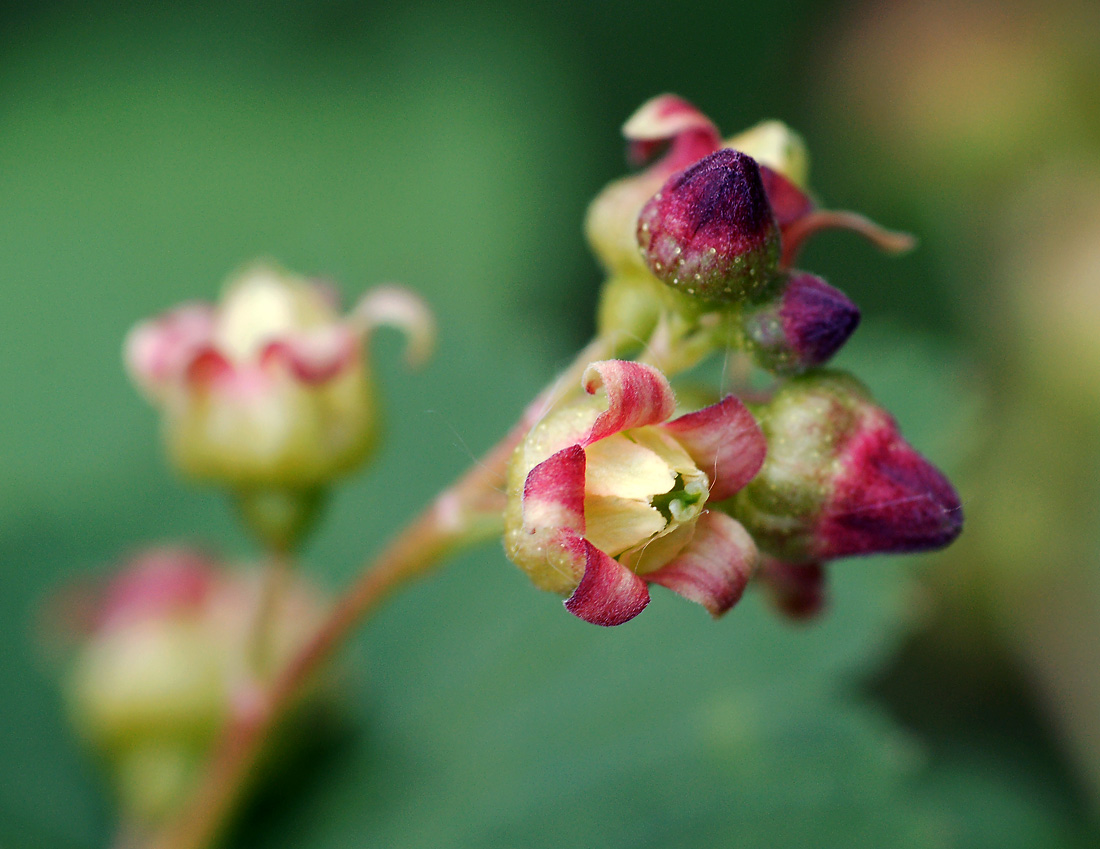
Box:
left=816, top=411, right=963, bottom=559
left=742, top=273, right=861, bottom=375
left=731, top=371, right=963, bottom=563
left=781, top=274, right=861, bottom=365
left=637, top=149, right=781, bottom=304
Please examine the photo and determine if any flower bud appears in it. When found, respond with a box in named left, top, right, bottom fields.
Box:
left=730, top=372, right=963, bottom=562
left=63, top=547, right=330, bottom=824
left=504, top=360, right=765, bottom=625
left=586, top=95, right=722, bottom=280
left=637, top=149, right=781, bottom=304
left=741, top=272, right=861, bottom=375
left=756, top=557, right=827, bottom=621
left=126, top=263, right=434, bottom=495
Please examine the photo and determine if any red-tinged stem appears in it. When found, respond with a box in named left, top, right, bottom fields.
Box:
left=142, top=334, right=622, bottom=849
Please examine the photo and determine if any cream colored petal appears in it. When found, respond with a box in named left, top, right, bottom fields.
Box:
left=584, top=495, right=666, bottom=558
left=627, top=427, right=700, bottom=478
left=619, top=520, right=697, bottom=576
left=584, top=434, right=675, bottom=499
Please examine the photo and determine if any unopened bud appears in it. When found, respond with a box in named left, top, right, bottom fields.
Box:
left=730, top=372, right=963, bottom=562
left=741, top=273, right=860, bottom=375
left=637, top=149, right=781, bottom=304
left=756, top=558, right=827, bottom=621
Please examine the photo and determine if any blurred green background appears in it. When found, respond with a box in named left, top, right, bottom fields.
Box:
left=3, top=0, right=1099, bottom=846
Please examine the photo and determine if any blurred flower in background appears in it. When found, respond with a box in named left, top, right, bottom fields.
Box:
left=818, top=0, right=1100, bottom=817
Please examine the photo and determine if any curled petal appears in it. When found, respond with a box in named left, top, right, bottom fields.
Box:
left=352, top=286, right=436, bottom=368
left=523, top=445, right=586, bottom=536
left=124, top=304, right=216, bottom=397
left=260, top=326, right=358, bottom=384
left=563, top=534, right=650, bottom=626
left=661, top=395, right=766, bottom=501
left=781, top=209, right=916, bottom=269
left=582, top=360, right=677, bottom=445
left=645, top=511, right=756, bottom=617
left=622, top=94, right=722, bottom=175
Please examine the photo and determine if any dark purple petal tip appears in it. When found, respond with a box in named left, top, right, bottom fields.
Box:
left=637, top=149, right=780, bottom=303
left=780, top=273, right=861, bottom=367
left=758, top=559, right=827, bottom=622
left=816, top=416, right=964, bottom=560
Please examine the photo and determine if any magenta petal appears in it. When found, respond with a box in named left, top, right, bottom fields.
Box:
left=645, top=511, right=756, bottom=617
left=662, top=395, right=766, bottom=501
left=759, top=165, right=816, bottom=232
left=564, top=537, right=650, bottom=626
left=623, top=94, right=722, bottom=174
left=125, top=303, right=216, bottom=392
left=582, top=360, right=677, bottom=445
left=523, top=445, right=586, bottom=536
left=260, top=326, right=358, bottom=384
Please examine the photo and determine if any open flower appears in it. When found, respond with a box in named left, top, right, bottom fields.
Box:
left=504, top=360, right=766, bottom=626
left=126, top=263, right=434, bottom=491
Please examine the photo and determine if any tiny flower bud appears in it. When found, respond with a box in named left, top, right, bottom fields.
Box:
left=504, top=360, right=765, bottom=625
left=741, top=272, right=861, bottom=375
left=63, top=547, right=331, bottom=824
left=125, top=263, right=434, bottom=498
left=756, top=557, right=827, bottom=621
left=637, top=149, right=781, bottom=304
left=730, top=372, right=963, bottom=563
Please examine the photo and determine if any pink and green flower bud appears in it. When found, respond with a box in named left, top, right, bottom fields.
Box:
left=730, top=372, right=963, bottom=563
left=504, top=360, right=766, bottom=626
left=586, top=95, right=722, bottom=280
left=638, top=149, right=781, bottom=304
left=64, top=547, right=330, bottom=825
left=741, top=272, right=861, bottom=375
left=125, top=263, right=434, bottom=496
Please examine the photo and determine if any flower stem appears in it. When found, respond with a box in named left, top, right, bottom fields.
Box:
left=141, top=333, right=624, bottom=849
left=247, top=552, right=291, bottom=679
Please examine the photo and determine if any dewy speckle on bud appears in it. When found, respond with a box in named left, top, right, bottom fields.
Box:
left=638, top=149, right=781, bottom=304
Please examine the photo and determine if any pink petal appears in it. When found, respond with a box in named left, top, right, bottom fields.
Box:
left=622, top=94, right=722, bottom=175
left=124, top=303, right=216, bottom=394
left=563, top=535, right=650, bottom=626
left=352, top=285, right=436, bottom=368
left=185, top=346, right=234, bottom=387
left=582, top=360, right=677, bottom=445
left=661, top=395, right=766, bottom=501
left=645, top=511, right=757, bottom=617
left=260, top=326, right=358, bottom=384
left=522, top=445, right=586, bottom=536
left=759, top=165, right=816, bottom=231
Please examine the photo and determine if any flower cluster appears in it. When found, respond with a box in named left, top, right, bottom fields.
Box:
left=504, top=95, right=961, bottom=624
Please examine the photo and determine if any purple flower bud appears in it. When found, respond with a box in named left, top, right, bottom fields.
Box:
left=730, top=372, right=963, bottom=563
left=756, top=558, right=827, bottom=621
left=637, top=149, right=781, bottom=304
left=742, top=273, right=861, bottom=375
